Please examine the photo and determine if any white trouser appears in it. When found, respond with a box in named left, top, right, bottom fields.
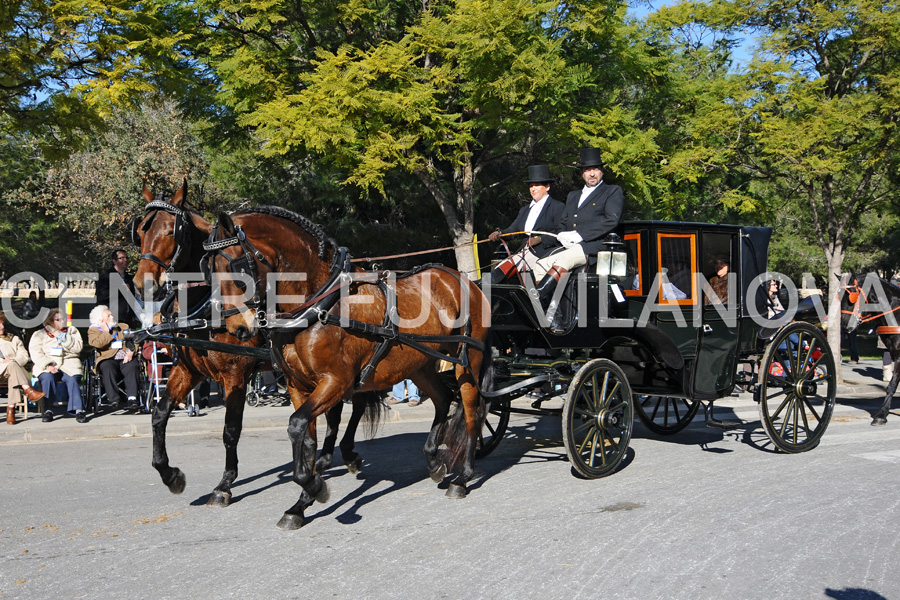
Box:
left=533, top=246, right=587, bottom=281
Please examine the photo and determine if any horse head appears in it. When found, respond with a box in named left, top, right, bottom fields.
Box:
left=132, top=178, right=211, bottom=302
left=208, top=207, right=337, bottom=342
left=839, top=272, right=863, bottom=333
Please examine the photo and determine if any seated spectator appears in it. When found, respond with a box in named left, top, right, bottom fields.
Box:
left=22, top=291, right=40, bottom=320
left=388, top=379, right=422, bottom=407
left=1, top=312, right=46, bottom=425
left=88, top=305, right=141, bottom=412
left=29, top=308, right=87, bottom=423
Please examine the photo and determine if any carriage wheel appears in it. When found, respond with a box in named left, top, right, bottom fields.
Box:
left=634, top=395, right=700, bottom=435
left=562, top=359, right=634, bottom=478
left=476, top=398, right=510, bottom=458
left=758, top=322, right=836, bottom=453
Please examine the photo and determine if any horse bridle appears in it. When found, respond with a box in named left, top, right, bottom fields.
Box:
left=133, top=199, right=193, bottom=274
left=202, top=223, right=278, bottom=321
left=202, top=218, right=351, bottom=326
left=839, top=274, right=900, bottom=328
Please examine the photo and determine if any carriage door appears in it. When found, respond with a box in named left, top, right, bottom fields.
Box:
left=692, top=232, right=741, bottom=397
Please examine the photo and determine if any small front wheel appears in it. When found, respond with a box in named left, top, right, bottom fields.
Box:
left=476, top=398, right=510, bottom=458
left=634, top=395, right=700, bottom=435
left=562, top=359, right=634, bottom=478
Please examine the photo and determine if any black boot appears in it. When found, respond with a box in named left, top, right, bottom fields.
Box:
left=536, top=266, right=568, bottom=309
left=490, top=267, right=508, bottom=285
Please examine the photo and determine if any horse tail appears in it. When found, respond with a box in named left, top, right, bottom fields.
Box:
left=360, top=390, right=386, bottom=439
left=440, top=335, right=493, bottom=474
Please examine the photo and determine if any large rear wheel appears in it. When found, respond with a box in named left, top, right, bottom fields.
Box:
left=562, top=359, right=634, bottom=478
left=758, top=322, right=835, bottom=453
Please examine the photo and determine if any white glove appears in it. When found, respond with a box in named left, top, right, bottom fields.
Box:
left=557, top=230, right=583, bottom=248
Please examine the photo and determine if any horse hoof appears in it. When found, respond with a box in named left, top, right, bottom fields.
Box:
left=276, top=513, right=305, bottom=530
left=167, top=469, right=186, bottom=495
left=445, top=483, right=467, bottom=499
left=315, top=456, right=333, bottom=472
left=429, top=463, right=447, bottom=483
left=872, top=418, right=888, bottom=427
left=207, top=490, right=232, bottom=508
left=346, top=456, right=363, bottom=475
left=315, top=480, right=330, bottom=504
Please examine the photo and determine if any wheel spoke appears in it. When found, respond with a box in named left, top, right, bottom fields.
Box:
left=573, top=418, right=594, bottom=436
left=777, top=394, right=796, bottom=437
left=578, top=424, right=597, bottom=454
left=769, top=393, right=793, bottom=421
left=800, top=396, right=824, bottom=422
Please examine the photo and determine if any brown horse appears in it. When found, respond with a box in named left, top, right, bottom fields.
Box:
left=132, top=182, right=378, bottom=509
left=206, top=207, right=492, bottom=529
left=840, top=273, right=900, bottom=426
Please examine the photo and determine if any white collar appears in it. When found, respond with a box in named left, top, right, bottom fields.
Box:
left=529, top=194, right=549, bottom=208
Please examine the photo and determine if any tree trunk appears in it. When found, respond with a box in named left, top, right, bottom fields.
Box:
left=414, top=157, right=478, bottom=279
left=825, top=247, right=846, bottom=384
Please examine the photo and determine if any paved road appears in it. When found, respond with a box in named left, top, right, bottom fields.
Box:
left=2, top=370, right=899, bottom=600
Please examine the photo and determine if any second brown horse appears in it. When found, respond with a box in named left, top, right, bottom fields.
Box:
left=206, top=207, right=492, bottom=529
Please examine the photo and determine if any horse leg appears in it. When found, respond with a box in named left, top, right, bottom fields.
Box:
left=277, top=384, right=335, bottom=530
left=337, top=391, right=382, bottom=474
left=207, top=375, right=247, bottom=507
left=412, top=369, right=453, bottom=483
left=151, top=364, right=200, bottom=495
left=873, top=342, right=900, bottom=426
left=315, top=401, right=342, bottom=473
left=445, top=351, right=486, bottom=499
left=872, top=360, right=900, bottom=426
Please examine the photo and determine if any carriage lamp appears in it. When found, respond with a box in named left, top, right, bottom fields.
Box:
left=596, top=233, right=628, bottom=277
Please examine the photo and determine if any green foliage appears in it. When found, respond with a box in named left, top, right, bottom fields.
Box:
left=11, top=99, right=227, bottom=270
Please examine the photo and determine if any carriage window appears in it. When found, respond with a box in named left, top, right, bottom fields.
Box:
left=702, top=232, right=735, bottom=306
left=657, top=233, right=697, bottom=305
left=623, top=233, right=642, bottom=296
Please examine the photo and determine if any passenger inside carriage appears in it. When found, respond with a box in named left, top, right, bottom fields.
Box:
left=705, top=258, right=730, bottom=305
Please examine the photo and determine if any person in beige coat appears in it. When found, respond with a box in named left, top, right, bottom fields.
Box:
left=29, top=308, right=86, bottom=423
left=88, top=305, right=141, bottom=411
left=1, top=312, right=46, bottom=425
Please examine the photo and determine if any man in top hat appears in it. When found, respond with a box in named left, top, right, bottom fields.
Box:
left=487, top=165, right=565, bottom=283
left=532, top=148, right=623, bottom=308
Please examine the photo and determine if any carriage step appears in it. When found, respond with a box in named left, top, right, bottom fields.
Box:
left=704, top=402, right=741, bottom=430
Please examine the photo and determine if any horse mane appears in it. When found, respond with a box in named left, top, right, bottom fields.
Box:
left=232, top=206, right=336, bottom=259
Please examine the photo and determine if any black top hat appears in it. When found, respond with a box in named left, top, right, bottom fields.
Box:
left=523, top=165, right=553, bottom=184
left=578, top=147, right=606, bottom=169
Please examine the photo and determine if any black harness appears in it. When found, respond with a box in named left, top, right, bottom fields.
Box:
left=199, top=214, right=484, bottom=390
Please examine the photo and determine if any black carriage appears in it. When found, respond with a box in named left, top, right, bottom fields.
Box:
left=481, top=221, right=836, bottom=477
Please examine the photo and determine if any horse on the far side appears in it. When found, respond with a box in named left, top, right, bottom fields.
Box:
left=840, top=273, right=900, bottom=425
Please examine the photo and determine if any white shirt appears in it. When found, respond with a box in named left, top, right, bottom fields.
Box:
left=523, top=195, right=548, bottom=233
left=578, top=181, right=604, bottom=208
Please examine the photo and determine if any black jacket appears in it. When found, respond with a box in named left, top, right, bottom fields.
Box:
left=557, top=183, right=624, bottom=256
left=500, top=196, right=566, bottom=257
left=96, top=267, right=138, bottom=327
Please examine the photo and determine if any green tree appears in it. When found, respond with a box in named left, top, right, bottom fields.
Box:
left=228, top=0, right=669, bottom=274
left=0, top=0, right=195, bottom=152
left=13, top=99, right=227, bottom=268
left=654, top=0, right=900, bottom=367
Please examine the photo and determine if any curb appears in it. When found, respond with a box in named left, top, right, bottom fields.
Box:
left=2, top=361, right=888, bottom=445
left=0, top=402, right=439, bottom=445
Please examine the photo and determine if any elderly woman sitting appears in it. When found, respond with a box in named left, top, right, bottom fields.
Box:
left=29, top=308, right=87, bottom=423
left=88, top=305, right=141, bottom=412
left=1, top=312, right=46, bottom=425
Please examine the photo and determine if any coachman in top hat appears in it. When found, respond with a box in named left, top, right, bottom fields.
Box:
left=488, top=164, right=566, bottom=283
left=531, top=147, right=624, bottom=317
